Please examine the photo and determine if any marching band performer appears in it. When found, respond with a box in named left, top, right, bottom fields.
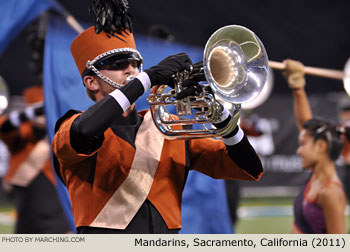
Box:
left=51, top=0, right=263, bottom=234
left=0, top=85, right=71, bottom=233
left=283, top=59, right=347, bottom=234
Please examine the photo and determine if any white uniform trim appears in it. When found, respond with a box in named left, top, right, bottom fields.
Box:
left=8, top=111, right=21, bottom=127
left=217, top=107, right=230, bottom=123
left=223, top=126, right=244, bottom=146
left=24, top=106, right=36, bottom=120
left=136, top=72, right=151, bottom=93
left=109, top=89, right=131, bottom=112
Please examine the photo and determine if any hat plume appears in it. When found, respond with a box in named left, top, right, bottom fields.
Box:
left=89, top=0, right=133, bottom=35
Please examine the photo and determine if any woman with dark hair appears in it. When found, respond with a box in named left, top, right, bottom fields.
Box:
left=283, top=59, right=347, bottom=234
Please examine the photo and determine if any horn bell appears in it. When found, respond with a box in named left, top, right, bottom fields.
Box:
left=203, top=25, right=269, bottom=104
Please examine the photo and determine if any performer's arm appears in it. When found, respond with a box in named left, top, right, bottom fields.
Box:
left=70, top=73, right=150, bottom=153
left=213, top=109, right=263, bottom=179
left=282, top=59, right=312, bottom=131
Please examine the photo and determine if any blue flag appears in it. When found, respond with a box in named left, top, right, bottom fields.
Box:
left=43, top=14, right=233, bottom=234
left=0, top=0, right=77, bottom=233
left=0, top=0, right=53, bottom=55
left=180, top=171, right=233, bottom=234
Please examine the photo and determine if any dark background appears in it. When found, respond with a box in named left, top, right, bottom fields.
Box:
left=0, top=0, right=350, bottom=96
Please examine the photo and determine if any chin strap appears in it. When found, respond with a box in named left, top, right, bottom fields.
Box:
left=86, top=48, right=143, bottom=89
left=88, top=63, right=124, bottom=89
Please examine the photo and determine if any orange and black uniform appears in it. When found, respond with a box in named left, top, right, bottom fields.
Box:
left=0, top=87, right=71, bottom=233
left=52, top=77, right=264, bottom=233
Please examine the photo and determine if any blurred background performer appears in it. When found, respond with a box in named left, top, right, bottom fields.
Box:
left=283, top=59, right=347, bottom=234
left=0, top=85, right=71, bottom=233
left=338, top=100, right=350, bottom=233
left=339, top=103, right=350, bottom=194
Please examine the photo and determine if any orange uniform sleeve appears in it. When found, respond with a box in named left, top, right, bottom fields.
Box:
left=188, top=136, right=263, bottom=181
left=52, top=113, right=101, bottom=165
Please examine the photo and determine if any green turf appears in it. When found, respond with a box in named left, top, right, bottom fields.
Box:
left=235, top=216, right=294, bottom=234
left=0, top=202, right=15, bottom=233
left=239, top=196, right=295, bottom=206
left=0, top=224, right=14, bottom=233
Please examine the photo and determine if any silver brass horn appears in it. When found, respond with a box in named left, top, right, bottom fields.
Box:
left=147, top=25, right=269, bottom=139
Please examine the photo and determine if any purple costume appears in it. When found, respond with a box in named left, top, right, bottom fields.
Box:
left=293, top=177, right=342, bottom=234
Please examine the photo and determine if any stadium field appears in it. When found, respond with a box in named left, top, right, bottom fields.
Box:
left=0, top=197, right=349, bottom=234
